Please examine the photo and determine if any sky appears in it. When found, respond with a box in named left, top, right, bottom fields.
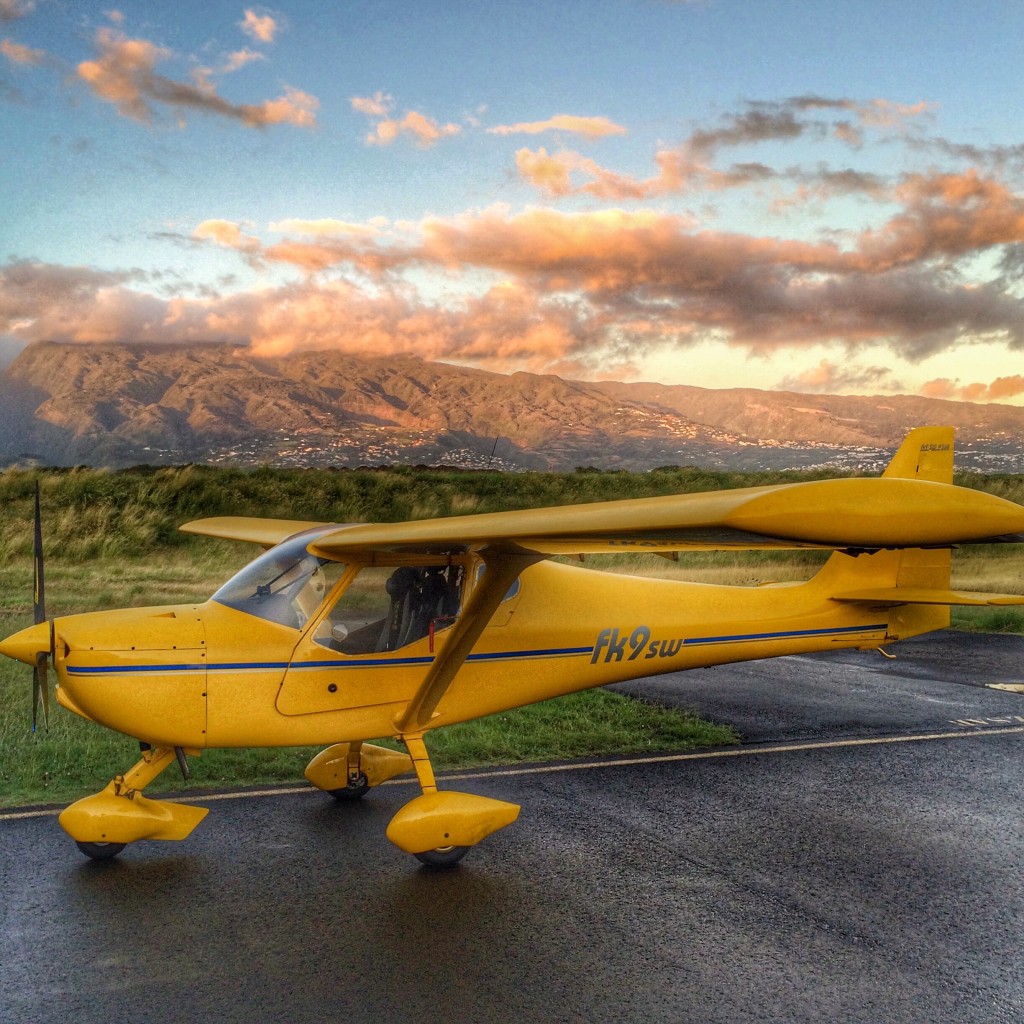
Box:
left=2, top=0, right=1024, bottom=406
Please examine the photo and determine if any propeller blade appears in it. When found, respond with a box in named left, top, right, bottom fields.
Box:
left=30, top=482, right=52, bottom=732
left=33, top=480, right=46, bottom=626
left=36, top=650, right=50, bottom=731
left=32, top=661, right=40, bottom=734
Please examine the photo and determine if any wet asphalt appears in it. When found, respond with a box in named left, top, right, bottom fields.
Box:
left=2, top=631, right=1023, bottom=1024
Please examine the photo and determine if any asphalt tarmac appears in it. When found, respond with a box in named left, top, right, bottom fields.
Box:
left=2, top=631, right=1023, bottom=1024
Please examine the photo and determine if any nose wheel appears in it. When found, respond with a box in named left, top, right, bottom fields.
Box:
left=59, top=746, right=209, bottom=858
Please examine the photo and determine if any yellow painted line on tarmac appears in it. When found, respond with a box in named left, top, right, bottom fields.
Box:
left=987, top=683, right=1024, bottom=693
left=4, top=724, right=1024, bottom=822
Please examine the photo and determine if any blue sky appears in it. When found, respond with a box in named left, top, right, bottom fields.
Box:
left=2, top=0, right=1023, bottom=404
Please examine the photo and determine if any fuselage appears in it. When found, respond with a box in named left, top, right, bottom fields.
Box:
left=36, top=544, right=939, bottom=750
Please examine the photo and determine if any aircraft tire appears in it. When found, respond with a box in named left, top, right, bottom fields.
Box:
left=414, top=845, right=470, bottom=868
left=328, top=772, right=370, bottom=801
left=75, top=841, right=126, bottom=860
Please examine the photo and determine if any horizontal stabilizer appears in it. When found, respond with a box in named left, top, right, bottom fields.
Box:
left=832, top=587, right=1024, bottom=607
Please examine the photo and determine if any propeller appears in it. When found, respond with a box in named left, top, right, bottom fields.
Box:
left=31, top=480, right=53, bottom=733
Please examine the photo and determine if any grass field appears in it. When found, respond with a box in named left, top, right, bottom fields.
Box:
left=1, top=463, right=1021, bottom=809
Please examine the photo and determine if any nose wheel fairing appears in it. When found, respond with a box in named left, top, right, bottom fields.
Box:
left=58, top=746, right=208, bottom=854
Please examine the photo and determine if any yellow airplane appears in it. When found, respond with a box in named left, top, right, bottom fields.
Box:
left=3, top=426, right=1024, bottom=867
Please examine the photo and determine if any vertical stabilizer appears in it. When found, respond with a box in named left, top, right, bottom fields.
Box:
left=882, top=426, right=954, bottom=483
left=815, top=426, right=955, bottom=638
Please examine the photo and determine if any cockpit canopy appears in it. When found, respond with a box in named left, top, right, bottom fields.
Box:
left=212, top=526, right=344, bottom=630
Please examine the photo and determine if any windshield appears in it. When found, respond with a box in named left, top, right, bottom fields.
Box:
left=212, top=526, right=346, bottom=630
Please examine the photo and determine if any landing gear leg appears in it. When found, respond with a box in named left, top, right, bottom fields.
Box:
left=304, top=742, right=413, bottom=798
left=385, top=733, right=520, bottom=868
left=403, top=734, right=469, bottom=868
left=59, top=746, right=208, bottom=859
left=331, top=740, right=370, bottom=800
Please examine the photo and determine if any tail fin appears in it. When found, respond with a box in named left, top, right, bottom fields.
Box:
left=816, top=427, right=955, bottom=639
left=881, top=426, right=953, bottom=613
left=881, top=425, right=954, bottom=483
left=811, top=427, right=1023, bottom=641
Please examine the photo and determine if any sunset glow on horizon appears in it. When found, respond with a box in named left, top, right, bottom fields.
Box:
left=3, top=1, right=1024, bottom=404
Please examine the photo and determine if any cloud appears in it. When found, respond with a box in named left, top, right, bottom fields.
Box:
left=511, top=95, right=936, bottom=202
left=351, top=91, right=393, bottom=117
left=269, top=218, right=382, bottom=238
left=222, top=48, right=265, bottom=73
left=192, top=219, right=261, bottom=253
left=32, top=186, right=1024, bottom=378
left=0, top=259, right=595, bottom=373
left=1, top=37, right=44, bottom=64
left=687, top=106, right=808, bottom=157
left=255, top=86, right=318, bottom=127
left=351, top=92, right=460, bottom=147
left=852, top=170, right=1024, bottom=271
left=17, top=124, right=1024, bottom=379
left=368, top=110, right=460, bottom=147
left=921, top=375, right=1024, bottom=403
left=775, top=359, right=903, bottom=394
left=178, top=197, right=1024, bottom=367
left=0, top=259, right=170, bottom=345
left=0, top=0, right=34, bottom=22
left=489, top=114, right=626, bottom=138
left=5, top=84, right=1021, bottom=393
left=240, top=9, right=278, bottom=44
left=76, top=27, right=317, bottom=128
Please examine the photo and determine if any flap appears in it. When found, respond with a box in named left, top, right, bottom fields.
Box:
left=832, top=587, right=1024, bottom=607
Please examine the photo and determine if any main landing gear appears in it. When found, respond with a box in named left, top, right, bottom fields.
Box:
left=305, top=735, right=521, bottom=867
left=59, top=737, right=519, bottom=867
left=58, top=746, right=208, bottom=860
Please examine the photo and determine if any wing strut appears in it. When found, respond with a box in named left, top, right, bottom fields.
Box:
left=394, top=548, right=540, bottom=735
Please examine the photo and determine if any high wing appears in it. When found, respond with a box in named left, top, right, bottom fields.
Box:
left=176, top=429, right=1024, bottom=738
left=307, top=476, right=1024, bottom=560
left=180, top=517, right=334, bottom=548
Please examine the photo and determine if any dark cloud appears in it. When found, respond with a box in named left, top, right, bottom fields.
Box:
left=775, top=359, right=904, bottom=394
left=0, top=0, right=35, bottom=22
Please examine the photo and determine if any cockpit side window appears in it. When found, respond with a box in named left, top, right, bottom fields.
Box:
left=314, top=563, right=465, bottom=654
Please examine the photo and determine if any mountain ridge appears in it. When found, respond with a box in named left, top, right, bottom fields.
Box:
left=2, top=341, right=1022, bottom=472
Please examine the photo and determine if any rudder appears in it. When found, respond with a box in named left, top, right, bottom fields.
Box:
left=815, top=426, right=954, bottom=637
left=881, top=426, right=954, bottom=483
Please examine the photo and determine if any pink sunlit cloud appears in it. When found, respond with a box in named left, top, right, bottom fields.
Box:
left=921, top=375, right=1024, bottom=403
left=240, top=9, right=277, bottom=44
left=192, top=220, right=261, bottom=253
left=75, top=27, right=316, bottom=128
left=350, top=91, right=393, bottom=117
left=222, top=48, right=265, bottom=72
left=489, top=114, right=626, bottom=138
left=39, top=177, right=1024, bottom=378
left=0, top=36, right=43, bottom=64
left=351, top=91, right=460, bottom=147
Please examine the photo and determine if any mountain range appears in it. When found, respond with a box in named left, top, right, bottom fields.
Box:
left=2, top=341, right=1022, bottom=472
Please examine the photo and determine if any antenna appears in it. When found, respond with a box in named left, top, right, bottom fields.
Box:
left=486, top=436, right=501, bottom=469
